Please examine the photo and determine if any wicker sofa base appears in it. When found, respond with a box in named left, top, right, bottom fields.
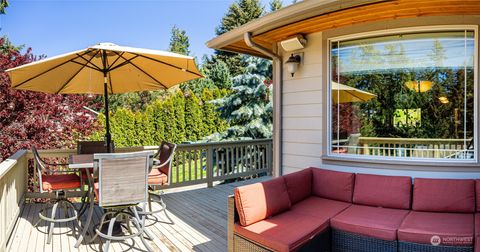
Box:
left=398, top=241, right=473, bottom=252
left=332, top=229, right=397, bottom=252
left=233, top=228, right=331, bottom=252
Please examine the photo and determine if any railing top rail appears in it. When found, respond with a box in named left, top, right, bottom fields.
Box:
left=358, top=137, right=472, bottom=143
left=0, top=149, right=27, bottom=179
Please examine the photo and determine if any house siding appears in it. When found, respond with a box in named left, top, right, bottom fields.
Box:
left=278, top=17, right=480, bottom=178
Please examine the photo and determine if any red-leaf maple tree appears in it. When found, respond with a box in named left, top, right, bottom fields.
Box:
left=0, top=38, right=99, bottom=161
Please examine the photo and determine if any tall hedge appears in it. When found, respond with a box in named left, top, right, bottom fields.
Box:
left=89, top=88, right=228, bottom=147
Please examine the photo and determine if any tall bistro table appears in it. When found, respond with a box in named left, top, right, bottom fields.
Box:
left=68, top=154, right=95, bottom=248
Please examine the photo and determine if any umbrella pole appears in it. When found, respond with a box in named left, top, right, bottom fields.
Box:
left=103, top=73, right=112, bottom=152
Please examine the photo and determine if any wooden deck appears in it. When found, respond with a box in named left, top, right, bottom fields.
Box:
left=6, top=176, right=270, bottom=252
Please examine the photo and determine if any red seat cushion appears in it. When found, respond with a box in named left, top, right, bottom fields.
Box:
left=353, top=173, right=412, bottom=209
left=475, top=214, right=480, bottom=252
left=234, top=177, right=291, bottom=226
left=148, top=169, right=168, bottom=185
left=291, top=196, right=350, bottom=219
left=283, top=168, right=312, bottom=204
left=234, top=210, right=329, bottom=252
left=311, top=168, right=355, bottom=203
left=398, top=211, right=474, bottom=246
left=42, top=174, right=81, bottom=192
left=331, top=204, right=409, bottom=241
left=413, top=178, right=475, bottom=213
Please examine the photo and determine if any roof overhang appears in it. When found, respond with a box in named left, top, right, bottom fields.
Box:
left=207, top=0, right=480, bottom=58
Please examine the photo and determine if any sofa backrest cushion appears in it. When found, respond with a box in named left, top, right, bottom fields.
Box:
left=353, top=173, right=412, bottom=209
left=312, top=168, right=355, bottom=202
left=476, top=179, right=480, bottom=212
left=413, top=178, right=475, bottom=213
left=283, top=168, right=312, bottom=204
left=234, top=177, right=291, bottom=226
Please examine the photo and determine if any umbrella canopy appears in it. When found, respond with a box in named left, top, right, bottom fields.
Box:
left=6, top=42, right=203, bottom=151
left=332, top=81, right=376, bottom=104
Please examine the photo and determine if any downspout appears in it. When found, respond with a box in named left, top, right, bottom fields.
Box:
left=244, top=32, right=283, bottom=176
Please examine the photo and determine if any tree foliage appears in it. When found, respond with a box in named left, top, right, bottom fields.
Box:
left=168, top=25, right=190, bottom=55
left=0, top=38, right=99, bottom=161
left=269, top=0, right=283, bottom=12
left=208, top=57, right=273, bottom=140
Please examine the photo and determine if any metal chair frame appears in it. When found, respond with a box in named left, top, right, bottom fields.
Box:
left=32, top=146, right=81, bottom=244
left=90, top=151, right=154, bottom=252
left=140, top=142, right=177, bottom=216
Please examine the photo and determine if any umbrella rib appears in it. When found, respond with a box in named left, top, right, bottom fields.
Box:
left=55, top=50, right=101, bottom=94
left=108, top=55, right=139, bottom=72
left=12, top=50, right=93, bottom=89
left=134, top=53, right=203, bottom=78
left=115, top=52, right=168, bottom=89
left=71, top=60, right=102, bottom=71
left=107, top=52, right=125, bottom=70
left=76, top=53, right=103, bottom=71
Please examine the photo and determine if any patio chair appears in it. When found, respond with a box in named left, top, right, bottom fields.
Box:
left=89, top=151, right=154, bottom=252
left=140, top=141, right=177, bottom=216
left=32, top=146, right=82, bottom=244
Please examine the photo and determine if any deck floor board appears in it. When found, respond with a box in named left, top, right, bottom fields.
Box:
left=6, top=176, right=270, bottom=252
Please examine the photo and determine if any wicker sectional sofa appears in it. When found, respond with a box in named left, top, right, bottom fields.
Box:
left=228, top=167, right=479, bottom=252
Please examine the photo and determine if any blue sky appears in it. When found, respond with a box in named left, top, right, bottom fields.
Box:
left=1, top=0, right=278, bottom=59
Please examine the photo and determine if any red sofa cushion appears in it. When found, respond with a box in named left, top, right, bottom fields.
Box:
left=234, top=177, right=291, bottom=226
left=283, top=168, right=312, bottom=204
left=234, top=210, right=329, bottom=252
left=476, top=214, right=480, bottom=252
left=476, top=180, right=480, bottom=212
left=148, top=169, right=168, bottom=185
left=330, top=204, right=409, bottom=241
left=353, top=173, right=412, bottom=209
left=398, top=211, right=474, bottom=246
left=312, top=168, right=355, bottom=202
left=291, top=196, right=351, bottom=219
left=42, top=174, right=81, bottom=192
left=413, top=178, right=475, bottom=213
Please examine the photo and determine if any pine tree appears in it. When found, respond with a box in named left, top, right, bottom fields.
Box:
left=209, top=57, right=273, bottom=140
left=0, top=0, right=8, bottom=14
left=168, top=25, right=190, bottom=55
left=207, top=60, right=232, bottom=89
left=161, top=96, right=177, bottom=143
left=269, top=0, right=283, bottom=12
left=210, top=0, right=265, bottom=76
left=172, top=91, right=186, bottom=142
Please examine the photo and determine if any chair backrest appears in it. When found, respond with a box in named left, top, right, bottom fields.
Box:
left=77, top=141, right=115, bottom=154
left=94, top=151, right=153, bottom=207
left=32, top=146, right=47, bottom=193
left=155, top=141, right=177, bottom=184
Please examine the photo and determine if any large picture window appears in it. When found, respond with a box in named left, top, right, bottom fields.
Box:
left=329, top=29, right=476, bottom=160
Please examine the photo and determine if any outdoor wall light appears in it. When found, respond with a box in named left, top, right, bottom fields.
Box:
left=286, top=54, right=301, bottom=77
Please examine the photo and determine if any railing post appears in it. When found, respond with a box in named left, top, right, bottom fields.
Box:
left=266, top=141, right=273, bottom=176
left=206, top=146, right=214, bottom=188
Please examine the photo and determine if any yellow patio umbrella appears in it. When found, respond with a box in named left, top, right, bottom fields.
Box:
left=332, top=81, right=376, bottom=104
left=6, top=42, right=203, bottom=151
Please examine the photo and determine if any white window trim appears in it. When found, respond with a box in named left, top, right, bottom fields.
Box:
left=326, top=25, right=479, bottom=164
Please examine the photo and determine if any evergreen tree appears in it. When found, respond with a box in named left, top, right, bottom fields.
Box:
left=210, top=0, right=265, bottom=76
left=0, top=0, right=8, bottom=14
left=269, top=0, right=283, bottom=12
left=207, top=60, right=232, bottom=89
left=184, top=90, right=204, bottom=140
left=209, top=57, right=273, bottom=140
left=168, top=25, right=190, bottom=55
left=172, top=91, right=186, bottom=142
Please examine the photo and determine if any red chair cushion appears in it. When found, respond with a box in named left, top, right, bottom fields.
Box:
left=291, top=196, right=350, bottom=219
left=353, top=173, right=412, bottom=209
left=475, top=214, right=480, bottom=252
left=476, top=180, right=480, bottom=212
left=311, top=168, right=354, bottom=203
left=398, top=211, right=474, bottom=246
left=234, top=210, right=329, bottom=252
left=234, top=177, right=291, bottom=226
left=413, top=178, right=475, bottom=213
left=148, top=169, right=168, bottom=185
left=42, top=174, right=81, bottom=192
left=330, top=204, right=409, bottom=241
left=283, top=168, right=312, bottom=204
left=93, top=182, right=99, bottom=201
